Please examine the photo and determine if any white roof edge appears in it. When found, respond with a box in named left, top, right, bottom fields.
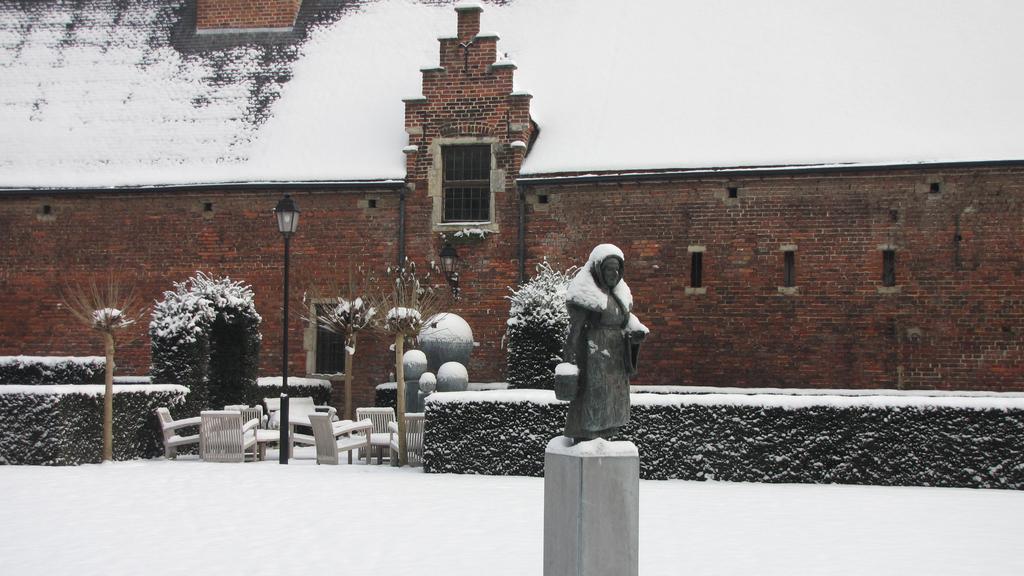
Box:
left=517, top=158, right=1024, bottom=182
left=0, top=179, right=408, bottom=192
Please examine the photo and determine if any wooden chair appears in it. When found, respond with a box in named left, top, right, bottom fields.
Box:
left=155, top=407, right=200, bottom=459
left=389, top=412, right=425, bottom=467
left=356, top=407, right=396, bottom=464
left=199, top=410, right=260, bottom=463
left=309, top=414, right=373, bottom=465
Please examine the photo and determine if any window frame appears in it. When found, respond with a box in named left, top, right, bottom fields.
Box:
left=428, top=137, right=500, bottom=232
left=441, top=144, right=492, bottom=223
left=305, top=302, right=347, bottom=376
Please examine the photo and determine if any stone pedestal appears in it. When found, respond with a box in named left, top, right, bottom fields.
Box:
left=543, top=436, right=639, bottom=576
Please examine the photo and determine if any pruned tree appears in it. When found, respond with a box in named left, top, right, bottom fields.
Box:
left=369, top=259, right=448, bottom=465
left=61, top=275, right=148, bottom=462
left=303, top=266, right=375, bottom=420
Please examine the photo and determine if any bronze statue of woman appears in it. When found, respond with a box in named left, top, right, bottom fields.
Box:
left=556, top=244, right=648, bottom=442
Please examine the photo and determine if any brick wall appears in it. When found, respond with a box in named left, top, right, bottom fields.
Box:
left=0, top=188, right=401, bottom=412
left=196, top=0, right=301, bottom=30
left=521, top=168, right=1024, bottom=391
left=1, top=5, right=1021, bottom=397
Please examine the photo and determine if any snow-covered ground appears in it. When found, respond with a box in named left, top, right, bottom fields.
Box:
left=1, top=450, right=1021, bottom=576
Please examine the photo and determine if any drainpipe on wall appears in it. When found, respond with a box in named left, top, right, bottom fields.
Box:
left=517, top=183, right=526, bottom=284
left=398, top=185, right=407, bottom=266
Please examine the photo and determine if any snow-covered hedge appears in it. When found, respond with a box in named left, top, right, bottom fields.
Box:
left=505, top=262, right=574, bottom=390
left=0, top=385, right=189, bottom=465
left=150, top=273, right=261, bottom=414
left=256, top=377, right=331, bottom=406
left=375, top=381, right=507, bottom=409
left=0, top=356, right=105, bottom=385
left=423, top=390, right=1024, bottom=489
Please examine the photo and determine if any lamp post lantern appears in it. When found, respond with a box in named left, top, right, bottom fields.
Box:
left=275, top=193, right=299, bottom=464
left=439, top=242, right=460, bottom=298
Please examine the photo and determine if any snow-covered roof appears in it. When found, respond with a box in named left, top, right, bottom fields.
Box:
left=2, top=0, right=1023, bottom=189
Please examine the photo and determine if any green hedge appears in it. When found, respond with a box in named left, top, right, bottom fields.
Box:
left=150, top=273, right=262, bottom=416
left=0, top=356, right=105, bottom=384
left=375, top=382, right=508, bottom=411
left=423, top=390, right=1024, bottom=489
left=255, top=378, right=331, bottom=407
left=375, top=383, right=396, bottom=409
left=0, top=385, right=189, bottom=465
left=505, top=262, right=573, bottom=391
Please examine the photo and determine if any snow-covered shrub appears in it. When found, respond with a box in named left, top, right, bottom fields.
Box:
left=375, top=382, right=397, bottom=409
left=255, top=377, right=331, bottom=407
left=0, top=356, right=105, bottom=384
left=150, top=273, right=261, bottom=414
left=0, top=384, right=188, bottom=465
left=505, top=262, right=575, bottom=390
left=424, top=390, right=1024, bottom=489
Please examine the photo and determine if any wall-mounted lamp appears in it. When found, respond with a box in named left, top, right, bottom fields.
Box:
left=439, top=242, right=460, bottom=298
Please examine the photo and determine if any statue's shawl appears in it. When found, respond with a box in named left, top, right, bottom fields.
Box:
left=566, top=244, right=633, bottom=313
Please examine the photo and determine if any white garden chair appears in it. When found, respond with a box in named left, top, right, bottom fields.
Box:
left=389, top=412, right=425, bottom=467
left=264, top=396, right=337, bottom=429
left=356, top=407, right=396, bottom=464
left=155, top=407, right=200, bottom=459
left=199, top=410, right=259, bottom=463
left=309, top=414, right=373, bottom=465
left=225, top=404, right=274, bottom=460
left=224, top=404, right=267, bottom=429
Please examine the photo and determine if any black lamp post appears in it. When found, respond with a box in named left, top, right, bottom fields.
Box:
left=439, top=242, right=460, bottom=298
left=275, top=194, right=299, bottom=464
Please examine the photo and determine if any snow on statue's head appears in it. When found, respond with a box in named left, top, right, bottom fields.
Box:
left=566, top=244, right=633, bottom=312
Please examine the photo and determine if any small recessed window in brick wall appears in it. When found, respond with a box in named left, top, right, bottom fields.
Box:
left=784, top=250, right=796, bottom=288
left=882, top=249, right=897, bottom=287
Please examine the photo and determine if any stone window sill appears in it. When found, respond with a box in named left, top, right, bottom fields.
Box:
left=684, top=287, right=706, bottom=295
left=877, top=286, right=902, bottom=294
left=777, top=286, right=799, bottom=295
left=433, top=221, right=500, bottom=234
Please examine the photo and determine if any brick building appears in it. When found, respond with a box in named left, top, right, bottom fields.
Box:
left=1, top=0, right=1022, bottom=410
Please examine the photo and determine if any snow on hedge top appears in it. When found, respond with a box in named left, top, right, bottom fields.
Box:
left=256, top=377, right=331, bottom=389
left=0, top=384, right=189, bottom=396
left=2, top=0, right=1023, bottom=188
left=150, top=273, right=260, bottom=343
left=427, top=388, right=1024, bottom=411
left=0, top=356, right=104, bottom=367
